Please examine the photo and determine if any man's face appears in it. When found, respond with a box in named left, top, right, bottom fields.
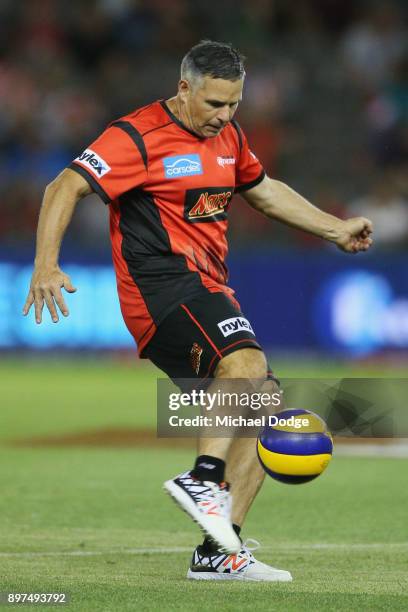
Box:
left=179, top=76, right=244, bottom=138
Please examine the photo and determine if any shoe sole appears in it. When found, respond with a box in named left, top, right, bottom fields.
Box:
left=163, top=479, right=240, bottom=555
left=187, top=569, right=293, bottom=582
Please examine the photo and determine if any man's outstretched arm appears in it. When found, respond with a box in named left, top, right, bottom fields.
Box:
left=23, top=168, right=92, bottom=324
left=242, top=176, right=373, bottom=253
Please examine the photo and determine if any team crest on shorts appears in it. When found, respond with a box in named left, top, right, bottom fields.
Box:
left=190, top=342, right=203, bottom=374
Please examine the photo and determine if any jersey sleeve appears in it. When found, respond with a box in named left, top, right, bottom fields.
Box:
left=69, top=121, right=148, bottom=203
left=232, top=122, right=266, bottom=193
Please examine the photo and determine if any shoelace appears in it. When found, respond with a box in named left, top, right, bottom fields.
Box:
left=242, top=538, right=260, bottom=554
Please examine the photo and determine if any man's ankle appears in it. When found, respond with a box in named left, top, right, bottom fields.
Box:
left=191, top=455, right=226, bottom=483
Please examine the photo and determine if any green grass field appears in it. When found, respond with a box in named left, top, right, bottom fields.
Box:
left=1, top=358, right=408, bottom=611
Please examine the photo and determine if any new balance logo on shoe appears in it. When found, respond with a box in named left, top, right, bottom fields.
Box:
left=222, top=555, right=247, bottom=571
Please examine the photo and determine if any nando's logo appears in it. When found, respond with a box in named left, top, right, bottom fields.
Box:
left=184, top=186, right=234, bottom=224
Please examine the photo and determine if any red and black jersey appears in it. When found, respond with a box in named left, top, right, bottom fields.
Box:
left=69, top=100, right=265, bottom=353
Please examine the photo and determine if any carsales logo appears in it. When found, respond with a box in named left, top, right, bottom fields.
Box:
left=163, top=154, right=203, bottom=178
left=184, top=187, right=233, bottom=223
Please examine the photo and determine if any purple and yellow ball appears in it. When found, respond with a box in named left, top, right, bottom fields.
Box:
left=257, top=409, right=333, bottom=484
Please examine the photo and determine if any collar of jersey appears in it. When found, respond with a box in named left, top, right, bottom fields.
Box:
left=160, top=100, right=207, bottom=140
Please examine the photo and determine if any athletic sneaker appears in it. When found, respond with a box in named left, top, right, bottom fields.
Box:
left=187, top=539, right=293, bottom=582
left=164, top=471, right=241, bottom=554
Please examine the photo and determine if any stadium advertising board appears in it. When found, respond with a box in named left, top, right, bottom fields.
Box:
left=1, top=254, right=407, bottom=354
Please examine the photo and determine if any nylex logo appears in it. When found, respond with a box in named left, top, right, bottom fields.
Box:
left=218, top=317, right=254, bottom=337
left=163, top=154, right=203, bottom=179
left=75, top=149, right=111, bottom=177
left=188, top=190, right=232, bottom=219
left=217, top=156, right=236, bottom=167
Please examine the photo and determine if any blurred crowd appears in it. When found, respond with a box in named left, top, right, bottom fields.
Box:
left=1, top=0, right=407, bottom=252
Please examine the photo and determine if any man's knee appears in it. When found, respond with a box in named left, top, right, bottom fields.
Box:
left=215, top=348, right=267, bottom=380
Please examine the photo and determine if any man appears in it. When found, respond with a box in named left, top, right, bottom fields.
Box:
left=23, top=40, right=373, bottom=582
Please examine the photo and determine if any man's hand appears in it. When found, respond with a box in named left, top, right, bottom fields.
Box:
left=22, top=169, right=90, bottom=325
left=243, top=178, right=374, bottom=253
left=333, top=217, right=373, bottom=253
left=23, top=267, right=77, bottom=324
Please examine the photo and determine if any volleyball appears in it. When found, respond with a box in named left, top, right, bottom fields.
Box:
left=257, top=409, right=333, bottom=484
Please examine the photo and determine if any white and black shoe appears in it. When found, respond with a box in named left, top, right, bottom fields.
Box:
left=164, top=471, right=241, bottom=554
left=187, top=539, right=293, bottom=582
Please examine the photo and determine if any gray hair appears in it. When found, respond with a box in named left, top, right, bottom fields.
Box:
left=181, top=40, right=245, bottom=87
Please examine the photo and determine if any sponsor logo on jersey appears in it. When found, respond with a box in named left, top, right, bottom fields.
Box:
left=75, top=149, right=111, bottom=177
left=217, top=156, right=236, bottom=167
left=184, top=187, right=234, bottom=223
left=218, top=317, right=254, bottom=337
left=163, top=154, right=203, bottom=178
left=189, top=191, right=232, bottom=218
left=190, top=342, right=203, bottom=374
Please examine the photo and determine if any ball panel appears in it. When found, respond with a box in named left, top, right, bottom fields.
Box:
left=259, top=429, right=333, bottom=456
left=257, top=440, right=332, bottom=476
left=260, top=465, right=320, bottom=485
